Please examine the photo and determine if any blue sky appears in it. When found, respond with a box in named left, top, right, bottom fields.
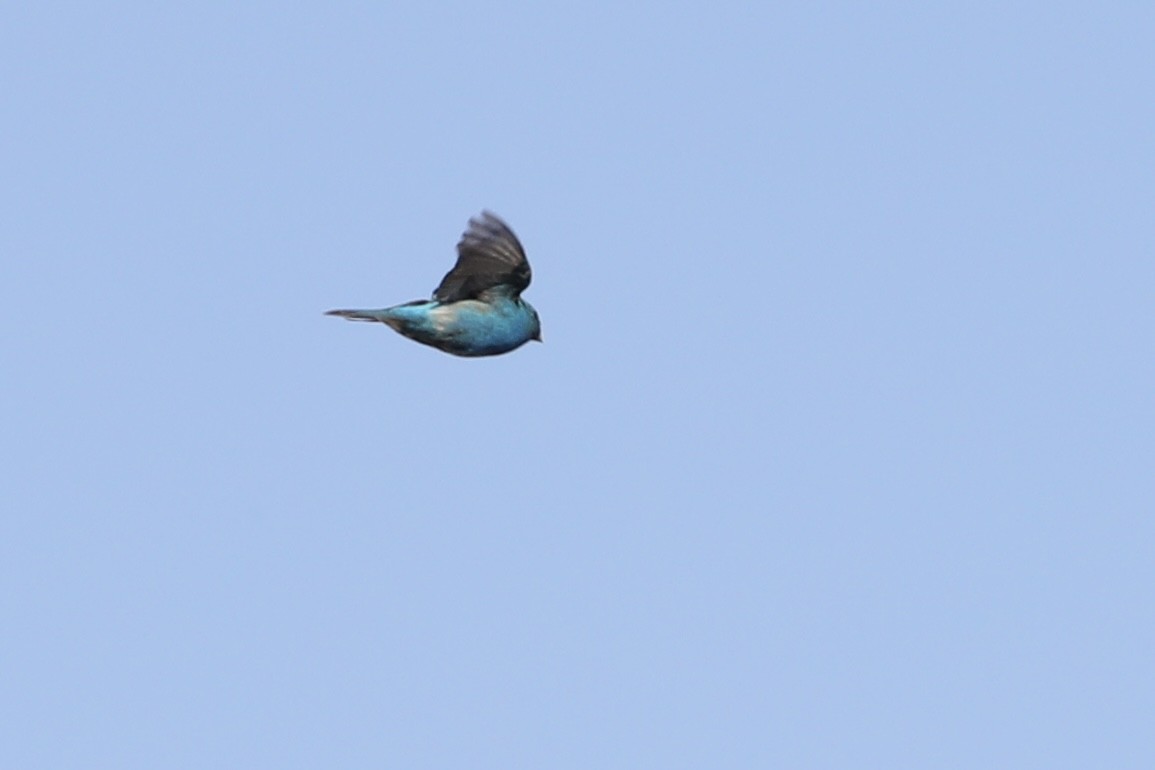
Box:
left=3, top=3, right=1153, bottom=767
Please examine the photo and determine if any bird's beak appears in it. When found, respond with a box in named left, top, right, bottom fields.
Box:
left=533, top=331, right=543, bottom=343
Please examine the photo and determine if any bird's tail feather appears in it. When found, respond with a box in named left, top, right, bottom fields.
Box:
left=325, top=308, right=391, bottom=322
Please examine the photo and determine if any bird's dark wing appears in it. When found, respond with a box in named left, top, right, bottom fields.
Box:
left=432, top=211, right=532, bottom=303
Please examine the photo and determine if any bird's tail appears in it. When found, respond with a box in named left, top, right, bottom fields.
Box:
left=325, top=308, right=391, bottom=323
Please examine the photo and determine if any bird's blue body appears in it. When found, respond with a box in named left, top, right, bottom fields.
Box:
left=332, top=289, right=540, bottom=357
left=327, top=212, right=541, bottom=358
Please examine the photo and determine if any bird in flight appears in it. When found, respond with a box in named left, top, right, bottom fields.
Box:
left=326, top=211, right=541, bottom=357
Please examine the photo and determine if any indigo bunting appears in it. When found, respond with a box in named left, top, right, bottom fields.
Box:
left=327, top=211, right=541, bottom=357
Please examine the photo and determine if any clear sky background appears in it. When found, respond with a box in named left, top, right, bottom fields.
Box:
left=3, top=3, right=1152, bottom=767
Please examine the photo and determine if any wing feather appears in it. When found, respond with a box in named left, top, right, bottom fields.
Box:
left=432, top=211, right=532, bottom=303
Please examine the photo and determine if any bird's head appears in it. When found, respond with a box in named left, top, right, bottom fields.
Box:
left=528, top=303, right=543, bottom=343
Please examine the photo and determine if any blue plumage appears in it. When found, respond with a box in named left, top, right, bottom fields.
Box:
left=327, top=212, right=541, bottom=357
